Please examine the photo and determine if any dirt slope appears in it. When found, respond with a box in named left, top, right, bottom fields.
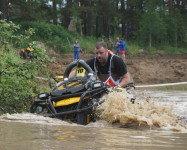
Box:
left=46, top=51, right=187, bottom=85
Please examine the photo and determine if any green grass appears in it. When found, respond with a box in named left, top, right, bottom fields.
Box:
left=77, top=36, right=99, bottom=53
left=163, top=46, right=187, bottom=54
left=156, top=84, right=187, bottom=91
left=126, top=42, right=141, bottom=55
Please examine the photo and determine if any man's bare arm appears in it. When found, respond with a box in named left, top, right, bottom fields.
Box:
left=119, top=72, right=130, bottom=87
left=69, top=70, right=76, bottom=78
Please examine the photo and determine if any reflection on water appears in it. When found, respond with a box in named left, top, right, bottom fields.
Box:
left=0, top=90, right=187, bottom=150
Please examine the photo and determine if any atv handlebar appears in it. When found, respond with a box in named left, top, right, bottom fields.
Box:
left=63, top=59, right=94, bottom=81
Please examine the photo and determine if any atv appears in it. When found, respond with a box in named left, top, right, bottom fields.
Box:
left=20, top=46, right=35, bottom=59
left=30, top=59, right=109, bottom=125
left=30, top=59, right=136, bottom=125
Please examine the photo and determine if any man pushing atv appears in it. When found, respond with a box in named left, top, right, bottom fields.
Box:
left=30, top=42, right=134, bottom=125
left=70, top=41, right=133, bottom=89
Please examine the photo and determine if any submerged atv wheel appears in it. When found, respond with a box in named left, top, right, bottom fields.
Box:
left=77, top=111, right=90, bottom=125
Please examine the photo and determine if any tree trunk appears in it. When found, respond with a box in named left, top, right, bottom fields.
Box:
left=121, top=0, right=125, bottom=37
left=87, top=1, right=92, bottom=36
left=149, top=31, right=152, bottom=48
left=80, top=0, right=87, bottom=35
left=169, top=0, right=173, bottom=15
left=0, top=0, right=8, bottom=20
left=125, top=0, right=130, bottom=40
left=103, top=16, right=109, bottom=37
left=63, top=0, right=73, bottom=28
left=0, top=71, right=1, bottom=83
left=96, top=16, right=99, bottom=37
left=52, top=0, right=57, bottom=25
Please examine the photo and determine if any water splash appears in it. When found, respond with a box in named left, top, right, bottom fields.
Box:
left=96, top=89, right=187, bottom=131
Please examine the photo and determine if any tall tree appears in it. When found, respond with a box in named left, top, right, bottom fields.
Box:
left=169, top=0, right=173, bottom=14
left=121, top=0, right=125, bottom=38
left=61, top=0, right=73, bottom=29
left=52, top=0, right=57, bottom=25
left=0, top=0, right=9, bottom=20
left=138, top=0, right=166, bottom=47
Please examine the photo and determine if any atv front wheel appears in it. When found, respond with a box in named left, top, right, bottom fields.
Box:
left=77, top=112, right=90, bottom=125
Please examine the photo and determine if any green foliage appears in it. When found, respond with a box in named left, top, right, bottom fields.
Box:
left=138, top=11, right=167, bottom=47
left=2, top=0, right=187, bottom=49
left=137, top=1, right=186, bottom=49
left=0, top=43, right=54, bottom=114
left=0, top=52, right=36, bottom=113
left=20, top=22, right=76, bottom=53
left=156, top=85, right=187, bottom=91
left=0, top=19, right=35, bottom=50
left=78, top=36, right=98, bottom=52
left=0, top=20, right=20, bottom=46
left=0, top=19, right=54, bottom=114
left=125, top=42, right=141, bottom=55
left=162, top=46, right=187, bottom=54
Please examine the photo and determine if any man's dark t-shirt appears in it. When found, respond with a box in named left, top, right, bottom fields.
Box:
left=86, top=53, right=128, bottom=78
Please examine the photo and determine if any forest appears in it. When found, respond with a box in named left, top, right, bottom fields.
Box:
left=0, top=0, right=186, bottom=49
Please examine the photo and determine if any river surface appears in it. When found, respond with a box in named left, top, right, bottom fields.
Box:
left=0, top=90, right=187, bottom=150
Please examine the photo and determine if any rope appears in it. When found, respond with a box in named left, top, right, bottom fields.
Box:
left=135, top=82, right=187, bottom=88
left=36, top=76, right=187, bottom=88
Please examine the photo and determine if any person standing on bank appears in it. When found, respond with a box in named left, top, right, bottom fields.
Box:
left=119, top=38, right=126, bottom=60
left=86, top=41, right=130, bottom=87
left=107, top=38, right=114, bottom=52
left=73, top=40, right=80, bottom=60
left=114, top=37, right=120, bottom=56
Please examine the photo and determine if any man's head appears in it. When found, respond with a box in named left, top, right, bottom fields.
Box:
left=95, top=42, right=108, bottom=65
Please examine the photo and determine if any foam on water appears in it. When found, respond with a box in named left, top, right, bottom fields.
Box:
left=96, top=89, right=187, bottom=132
left=0, top=113, right=77, bottom=126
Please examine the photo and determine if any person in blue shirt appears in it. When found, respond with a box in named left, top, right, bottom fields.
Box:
left=119, top=38, right=126, bottom=60
left=73, top=40, right=80, bottom=60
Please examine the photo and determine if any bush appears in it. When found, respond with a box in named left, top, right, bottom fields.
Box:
left=0, top=19, right=54, bottom=114
left=20, top=22, right=76, bottom=53
left=0, top=52, right=36, bottom=113
left=0, top=43, right=54, bottom=114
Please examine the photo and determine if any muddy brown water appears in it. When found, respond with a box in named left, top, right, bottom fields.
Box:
left=0, top=90, right=187, bottom=150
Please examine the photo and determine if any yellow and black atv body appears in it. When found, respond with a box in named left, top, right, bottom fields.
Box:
left=20, top=46, right=35, bottom=59
left=30, top=60, right=109, bottom=125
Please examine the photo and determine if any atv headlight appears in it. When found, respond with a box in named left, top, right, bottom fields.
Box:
left=93, top=82, right=102, bottom=88
left=38, top=92, right=49, bottom=99
left=92, top=82, right=103, bottom=88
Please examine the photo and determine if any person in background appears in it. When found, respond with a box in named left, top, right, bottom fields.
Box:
left=114, top=37, right=120, bottom=56
left=107, top=38, right=114, bottom=52
left=119, top=38, right=126, bottom=60
left=101, top=39, right=105, bottom=42
left=73, top=40, right=80, bottom=60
